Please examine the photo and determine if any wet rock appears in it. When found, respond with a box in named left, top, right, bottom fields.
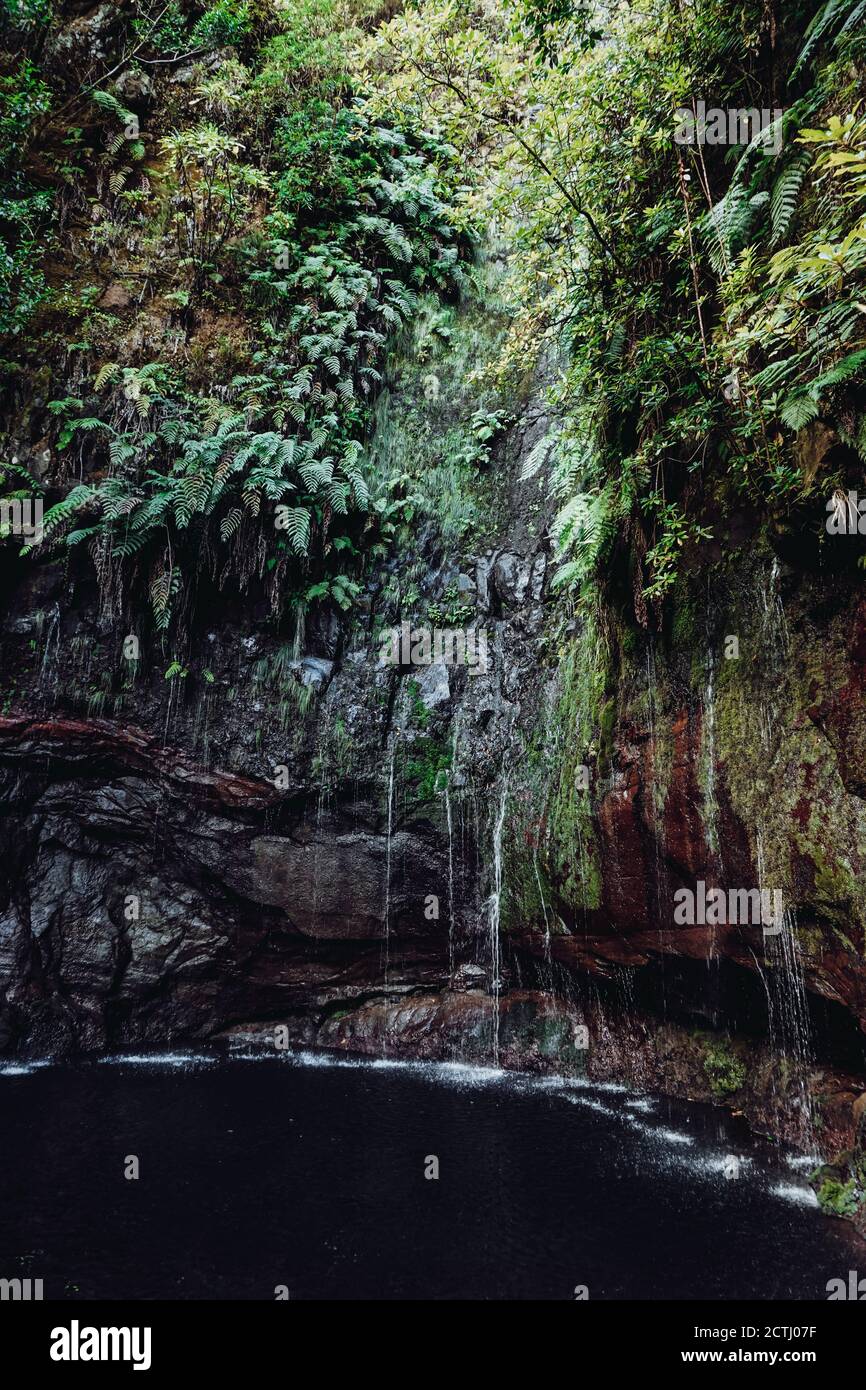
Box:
left=299, top=656, right=334, bottom=689
left=114, top=69, right=152, bottom=102
left=451, top=963, right=487, bottom=991
left=45, top=3, right=119, bottom=68
left=413, top=661, right=450, bottom=709
left=492, top=551, right=530, bottom=606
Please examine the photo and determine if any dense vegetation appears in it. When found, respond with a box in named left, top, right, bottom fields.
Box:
left=1, top=0, right=472, bottom=634
left=2, top=0, right=865, bottom=636
left=356, top=0, right=866, bottom=611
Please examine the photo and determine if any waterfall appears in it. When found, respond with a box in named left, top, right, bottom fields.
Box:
left=311, top=772, right=327, bottom=939
left=761, top=556, right=791, bottom=662
left=646, top=639, right=665, bottom=877
left=380, top=680, right=411, bottom=1025
left=756, top=830, right=815, bottom=1147
left=443, top=719, right=463, bottom=977
left=702, top=645, right=721, bottom=968
left=487, top=779, right=509, bottom=1064
left=751, top=564, right=815, bottom=1146
left=382, top=730, right=398, bottom=991
left=39, top=603, right=61, bottom=696
left=764, top=915, right=816, bottom=1149
left=533, top=846, right=553, bottom=984
left=646, top=638, right=669, bottom=1015
left=444, top=775, right=455, bottom=975
left=702, top=646, right=719, bottom=864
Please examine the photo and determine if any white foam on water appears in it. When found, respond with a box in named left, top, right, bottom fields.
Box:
left=257, top=1050, right=514, bottom=1088
left=291, top=1045, right=353, bottom=1067
left=540, top=1075, right=628, bottom=1097
left=98, top=1053, right=217, bottom=1068
left=649, top=1126, right=695, bottom=1146
left=771, top=1182, right=819, bottom=1208
left=625, top=1097, right=655, bottom=1112
left=786, top=1153, right=820, bottom=1172
left=528, top=1073, right=571, bottom=1090
left=429, top=1061, right=507, bottom=1085
left=565, top=1094, right=620, bottom=1117
left=702, top=1153, right=754, bottom=1175
left=0, top=1062, right=51, bottom=1076
left=271, top=1049, right=528, bottom=1090
left=90, top=1045, right=635, bottom=1108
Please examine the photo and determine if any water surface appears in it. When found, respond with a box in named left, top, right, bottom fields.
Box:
left=0, top=1051, right=860, bottom=1299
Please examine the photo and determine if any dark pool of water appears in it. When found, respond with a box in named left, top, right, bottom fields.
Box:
left=0, top=1051, right=861, bottom=1300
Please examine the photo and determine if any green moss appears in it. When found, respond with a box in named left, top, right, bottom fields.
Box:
left=403, top=736, right=451, bottom=804
left=812, top=853, right=858, bottom=918
left=702, top=1041, right=746, bottom=1097
left=831, top=927, right=857, bottom=954
left=815, top=1177, right=862, bottom=1218
left=406, top=678, right=431, bottom=730
left=671, top=590, right=698, bottom=648
left=541, top=619, right=610, bottom=912
left=794, top=922, right=824, bottom=960
left=598, top=696, right=617, bottom=761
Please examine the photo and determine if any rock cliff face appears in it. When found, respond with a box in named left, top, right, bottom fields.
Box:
left=0, top=325, right=550, bottom=1054
left=1, top=258, right=866, bottom=1190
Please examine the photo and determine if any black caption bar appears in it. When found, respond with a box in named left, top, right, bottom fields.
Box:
left=0, top=1299, right=862, bottom=1377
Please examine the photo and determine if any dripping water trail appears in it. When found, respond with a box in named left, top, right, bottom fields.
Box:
left=382, top=730, right=397, bottom=996
left=39, top=603, right=61, bottom=700
left=645, top=638, right=668, bottom=1017
left=440, top=715, right=464, bottom=979
left=380, top=678, right=410, bottom=1056
left=486, top=777, right=509, bottom=1065
left=753, top=560, right=815, bottom=1148
left=702, top=641, right=720, bottom=969
left=444, top=774, right=456, bottom=976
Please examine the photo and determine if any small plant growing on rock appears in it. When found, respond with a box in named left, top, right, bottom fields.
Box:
left=703, top=1043, right=746, bottom=1097
left=815, top=1177, right=862, bottom=1218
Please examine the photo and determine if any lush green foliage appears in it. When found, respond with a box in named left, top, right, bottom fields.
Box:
left=4, top=0, right=865, bottom=628
left=359, top=0, right=866, bottom=609
left=0, top=56, right=52, bottom=335
left=1, top=0, right=471, bottom=630
left=703, top=1041, right=747, bottom=1097
left=815, top=1175, right=863, bottom=1217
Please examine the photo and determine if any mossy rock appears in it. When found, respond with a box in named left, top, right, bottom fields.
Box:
left=702, top=1041, right=746, bottom=1097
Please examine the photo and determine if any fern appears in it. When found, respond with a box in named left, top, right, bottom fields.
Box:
left=37, top=485, right=96, bottom=540
left=276, top=505, right=311, bottom=556
left=770, top=152, right=811, bottom=246
left=552, top=487, right=616, bottom=588
left=779, top=394, right=821, bottom=430
left=19, top=88, right=467, bottom=631
left=220, top=507, right=244, bottom=540
left=792, top=0, right=859, bottom=79
left=519, top=431, right=557, bottom=482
